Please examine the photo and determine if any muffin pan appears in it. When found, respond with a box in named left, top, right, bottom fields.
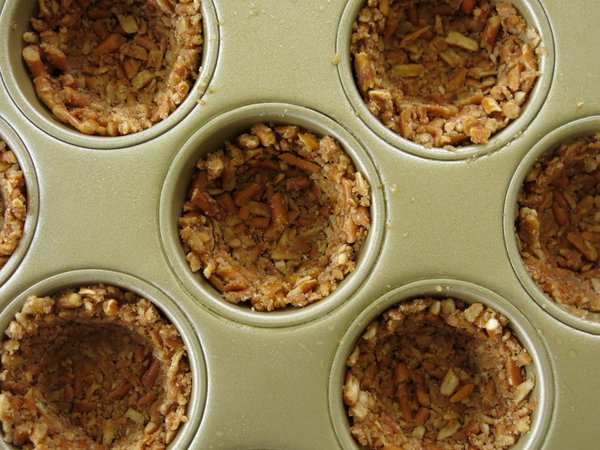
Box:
left=0, top=0, right=599, bottom=448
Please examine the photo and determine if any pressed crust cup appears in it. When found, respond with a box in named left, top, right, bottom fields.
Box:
left=0, top=270, right=206, bottom=450
left=0, top=0, right=219, bottom=149
left=329, top=280, right=554, bottom=450
left=160, top=103, right=385, bottom=328
left=0, top=117, right=38, bottom=289
left=505, top=116, right=600, bottom=334
left=336, top=0, right=554, bottom=160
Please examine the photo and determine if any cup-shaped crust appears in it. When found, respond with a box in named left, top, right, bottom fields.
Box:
left=0, top=141, right=27, bottom=270
left=178, top=123, right=371, bottom=312
left=516, top=133, right=600, bottom=314
left=351, top=0, right=541, bottom=149
left=21, top=0, right=203, bottom=136
left=343, top=297, right=535, bottom=449
left=0, top=284, right=192, bottom=449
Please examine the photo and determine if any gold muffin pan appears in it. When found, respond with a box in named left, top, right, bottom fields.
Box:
left=1, top=0, right=599, bottom=448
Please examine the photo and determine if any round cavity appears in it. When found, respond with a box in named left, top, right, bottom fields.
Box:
left=179, top=123, right=372, bottom=312
left=505, top=116, right=600, bottom=334
left=160, top=103, right=385, bottom=328
left=0, top=0, right=219, bottom=149
left=337, top=0, right=554, bottom=160
left=0, top=270, right=206, bottom=449
left=0, top=117, right=38, bottom=288
left=330, top=279, right=554, bottom=450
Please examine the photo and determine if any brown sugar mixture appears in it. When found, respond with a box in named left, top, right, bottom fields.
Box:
left=21, top=0, right=203, bottom=136
left=351, top=0, right=541, bottom=149
left=0, top=140, right=27, bottom=270
left=343, top=297, right=535, bottom=449
left=0, top=284, right=192, bottom=449
left=517, top=134, right=600, bottom=314
left=179, top=123, right=371, bottom=311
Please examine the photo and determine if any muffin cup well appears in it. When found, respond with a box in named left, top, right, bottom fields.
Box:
left=0, top=116, right=38, bottom=288
left=0, top=269, right=207, bottom=450
left=0, top=0, right=219, bottom=149
left=160, top=103, right=385, bottom=328
left=336, top=0, right=555, bottom=160
left=505, top=116, right=600, bottom=334
left=329, top=279, right=554, bottom=450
